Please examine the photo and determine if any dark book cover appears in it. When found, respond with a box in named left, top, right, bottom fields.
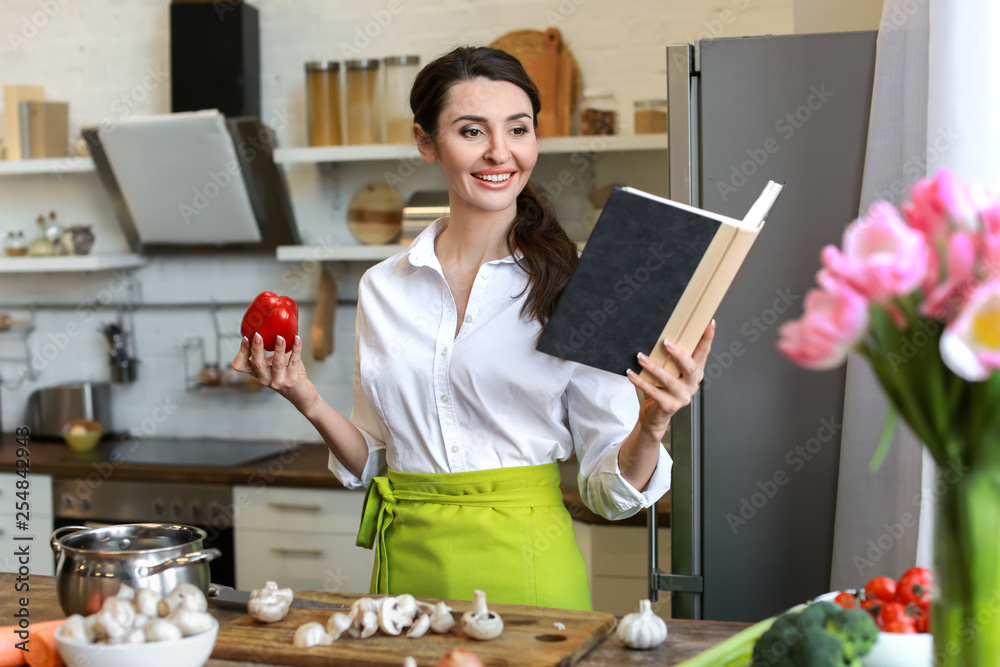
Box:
left=537, top=187, right=722, bottom=375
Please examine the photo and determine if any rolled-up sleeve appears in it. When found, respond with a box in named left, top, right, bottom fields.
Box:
left=327, top=303, right=387, bottom=489
left=566, top=363, right=673, bottom=520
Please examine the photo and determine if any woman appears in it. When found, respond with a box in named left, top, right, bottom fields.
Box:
left=233, top=46, right=714, bottom=611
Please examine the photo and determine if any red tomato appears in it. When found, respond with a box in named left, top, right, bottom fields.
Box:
left=834, top=591, right=860, bottom=609
left=883, top=619, right=918, bottom=634
left=896, top=566, right=933, bottom=612
left=913, top=610, right=929, bottom=633
left=241, top=292, right=299, bottom=352
left=865, top=576, right=898, bottom=603
left=879, top=601, right=913, bottom=629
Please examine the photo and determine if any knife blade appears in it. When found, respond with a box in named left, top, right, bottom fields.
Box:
left=207, top=584, right=349, bottom=612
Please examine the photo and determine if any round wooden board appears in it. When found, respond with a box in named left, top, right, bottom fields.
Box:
left=489, top=29, right=582, bottom=116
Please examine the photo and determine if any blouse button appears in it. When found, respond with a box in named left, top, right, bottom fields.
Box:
left=441, top=347, right=448, bottom=357
left=450, top=446, right=459, bottom=454
left=465, top=315, right=473, bottom=323
left=441, top=395, right=449, bottom=403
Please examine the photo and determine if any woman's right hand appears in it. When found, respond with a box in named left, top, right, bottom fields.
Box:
left=232, top=333, right=319, bottom=413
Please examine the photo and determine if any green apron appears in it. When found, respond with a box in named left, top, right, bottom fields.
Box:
left=356, top=462, right=592, bottom=611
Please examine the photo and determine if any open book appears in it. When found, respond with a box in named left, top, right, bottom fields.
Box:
left=537, top=181, right=784, bottom=383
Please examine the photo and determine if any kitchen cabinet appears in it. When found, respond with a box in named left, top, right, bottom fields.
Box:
left=0, top=472, right=53, bottom=576
left=232, top=484, right=373, bottom=595
left=574, top=521, right=670, bottom=617
left=0, top=254, right=146, bottom=273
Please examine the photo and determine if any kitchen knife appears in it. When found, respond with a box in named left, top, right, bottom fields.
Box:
left=207, top=584, right=349, bottom=611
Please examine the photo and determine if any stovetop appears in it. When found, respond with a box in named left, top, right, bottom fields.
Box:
left=100, top=438, right=301, bottom=467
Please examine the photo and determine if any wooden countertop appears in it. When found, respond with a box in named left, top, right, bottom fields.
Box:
left=0, top=573, right=747, bottom=666
left=0, top=432, right=669, bottom=526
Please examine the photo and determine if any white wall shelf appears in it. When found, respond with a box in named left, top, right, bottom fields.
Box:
left=0, top=157, right=94, bottom=175
left=273, top=134, right=668, bottom=165
left=0, top=253, right=146, bottom=273
left=276, top=244, right=406, bottom=262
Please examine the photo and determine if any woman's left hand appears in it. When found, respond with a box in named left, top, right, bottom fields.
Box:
left=626, top=320, right=716, bottom=437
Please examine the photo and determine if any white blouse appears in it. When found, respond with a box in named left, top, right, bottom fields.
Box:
left=328, top=218, right=672, bottom=520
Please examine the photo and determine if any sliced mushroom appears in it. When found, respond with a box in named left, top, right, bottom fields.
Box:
left=134, top=588, right=161, bottom=617
left=348, top=597, right=377, bottom=638
left=360, top=610, right=379, bottom=639
left=379, top=597, right=414, bottom=635
left=326, top=612, right=353, bottom=641
left=461, top=590, right=503, bottom=641
left=395, top=593, right=418, bottom=620
left=143, top=618, right=183, bottom=643
left=168, top=609, right=216, bottom=637
left=430, top=602, right=456, bottom=634
left=407, top=613, right=431, bottom=638
left=293, top=622, right=334, bottom=648
left=60, top=614, right=93, bottom=643
left=158, top=583, right=208, bottom=616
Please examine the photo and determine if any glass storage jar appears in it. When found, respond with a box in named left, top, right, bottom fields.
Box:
left=580, top=90, right=617, bottom=136
left=4, top=230, right=27, bottom=257
left=634, top=99, right=668, bottom=134
left=383, top=55, right=420, bottom=144
left=305, top=61, right=343, bottom=146
left=346, top=59, right=382, bottom=145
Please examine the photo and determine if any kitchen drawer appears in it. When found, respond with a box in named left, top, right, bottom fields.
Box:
left=235, top=528, right=373, bottom=595
left=232, top=485, right=364, bottom=534
left=0, top=473, right=53, bottom=516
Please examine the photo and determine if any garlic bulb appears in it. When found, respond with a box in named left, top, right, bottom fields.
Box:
left=616, top=599, right=667, bottom=650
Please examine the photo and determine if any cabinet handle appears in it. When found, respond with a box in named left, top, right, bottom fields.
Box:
left=270, top=547, right=323, bottom=558
left=267, top=501, right=322, bottom=513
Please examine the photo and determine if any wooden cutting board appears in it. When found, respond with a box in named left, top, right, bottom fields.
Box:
left=210, top=591, right=616, bottom=666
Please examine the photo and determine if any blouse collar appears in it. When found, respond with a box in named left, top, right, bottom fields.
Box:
left=401, top=217, right=523, bottom=269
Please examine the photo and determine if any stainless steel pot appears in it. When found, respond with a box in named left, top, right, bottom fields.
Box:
left=50, top=523, right=221, bottom=616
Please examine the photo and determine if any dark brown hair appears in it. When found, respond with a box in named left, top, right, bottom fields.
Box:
left=410, top=45, right=578, bottom=328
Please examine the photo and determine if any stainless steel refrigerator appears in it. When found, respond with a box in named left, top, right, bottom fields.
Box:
left=651, top=31, right=878, bottom=622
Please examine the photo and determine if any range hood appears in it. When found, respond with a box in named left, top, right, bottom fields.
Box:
left=84, top=110, right=301, bottom=253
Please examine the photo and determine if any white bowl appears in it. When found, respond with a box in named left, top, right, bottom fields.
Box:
left=862, top=630, right=933, bottom=667
left=812, top=592, right=932, bottom=667
left=55, top=618, right=219, bottom=667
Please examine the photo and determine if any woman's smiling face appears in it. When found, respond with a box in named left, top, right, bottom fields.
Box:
left=420, top=77, right=539, bottom=220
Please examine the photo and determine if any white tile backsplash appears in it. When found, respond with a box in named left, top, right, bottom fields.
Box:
left=0, top=0, right=807, bottom=440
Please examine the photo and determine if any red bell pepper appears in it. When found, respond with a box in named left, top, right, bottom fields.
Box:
left=241, top=291, right=299, bottom=352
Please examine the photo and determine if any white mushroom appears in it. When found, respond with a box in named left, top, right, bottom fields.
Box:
left=430, top=601, right=456, bottom=634
left=379, top=596, right=414, bottom=636
left=59, top=614, right=93, bottom=643
left=168, top=609, right=216, bottom=637
left=248, top=593, right=291, bottom=624
left=134, top=588, right=161, bottom=617
left=348, top=597, right=378, bottom=638
left=132, top=614, right=151, bottom=630
left=396, top=594, right=418, bottom=620
left=122, top=628, right=146, bottom=644
left=143, top=618, right=183, bottom=643
left=461, top=590, right=503, bottom=641
left=92, top=596, right=137, bottom=642
left=407, top=613, right=431, bottom=638
left=293, top=622, right=334, bottom=648
left=554, top=622, right=566, bottom=631
left=115, top=584, right=136, bottom=600
left=252, top=581, right=294, bottom=607
left=360, top=610, right=380, bottom=639
left=326, top=612, right=353, bottom=641
left=157, top=583, right=208, bottom=616
left=404, top=658, right=418, bottom=667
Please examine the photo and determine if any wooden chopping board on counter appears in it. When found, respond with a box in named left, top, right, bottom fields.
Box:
left=210, top=591, right=616, bottom=666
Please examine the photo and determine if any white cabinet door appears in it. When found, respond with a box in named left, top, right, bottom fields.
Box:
left=0, top=473, right=54, bottom=576
left=233, top=485, right=373, bottom=594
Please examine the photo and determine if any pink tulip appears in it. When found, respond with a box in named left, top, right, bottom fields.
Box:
left=777, top=274, right=870, bottom=370
left=820, top=200, right=929, bottom=302
left=921, top=232, right=979, bottom=320
left=981, top=205, right=1000, bottom=280
left=940, top=276, right=1000, bottom=381
left=902, top=168, right=991, bottom=242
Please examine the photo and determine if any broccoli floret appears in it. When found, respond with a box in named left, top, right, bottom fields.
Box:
left=752, top=601, right=879, bottom=667
left=826, top=606, right=879, bottom=660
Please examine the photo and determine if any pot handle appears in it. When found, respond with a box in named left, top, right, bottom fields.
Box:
left=141, top=548, right=222, bottom=577
left=50, top=525, right=88, bottom=556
